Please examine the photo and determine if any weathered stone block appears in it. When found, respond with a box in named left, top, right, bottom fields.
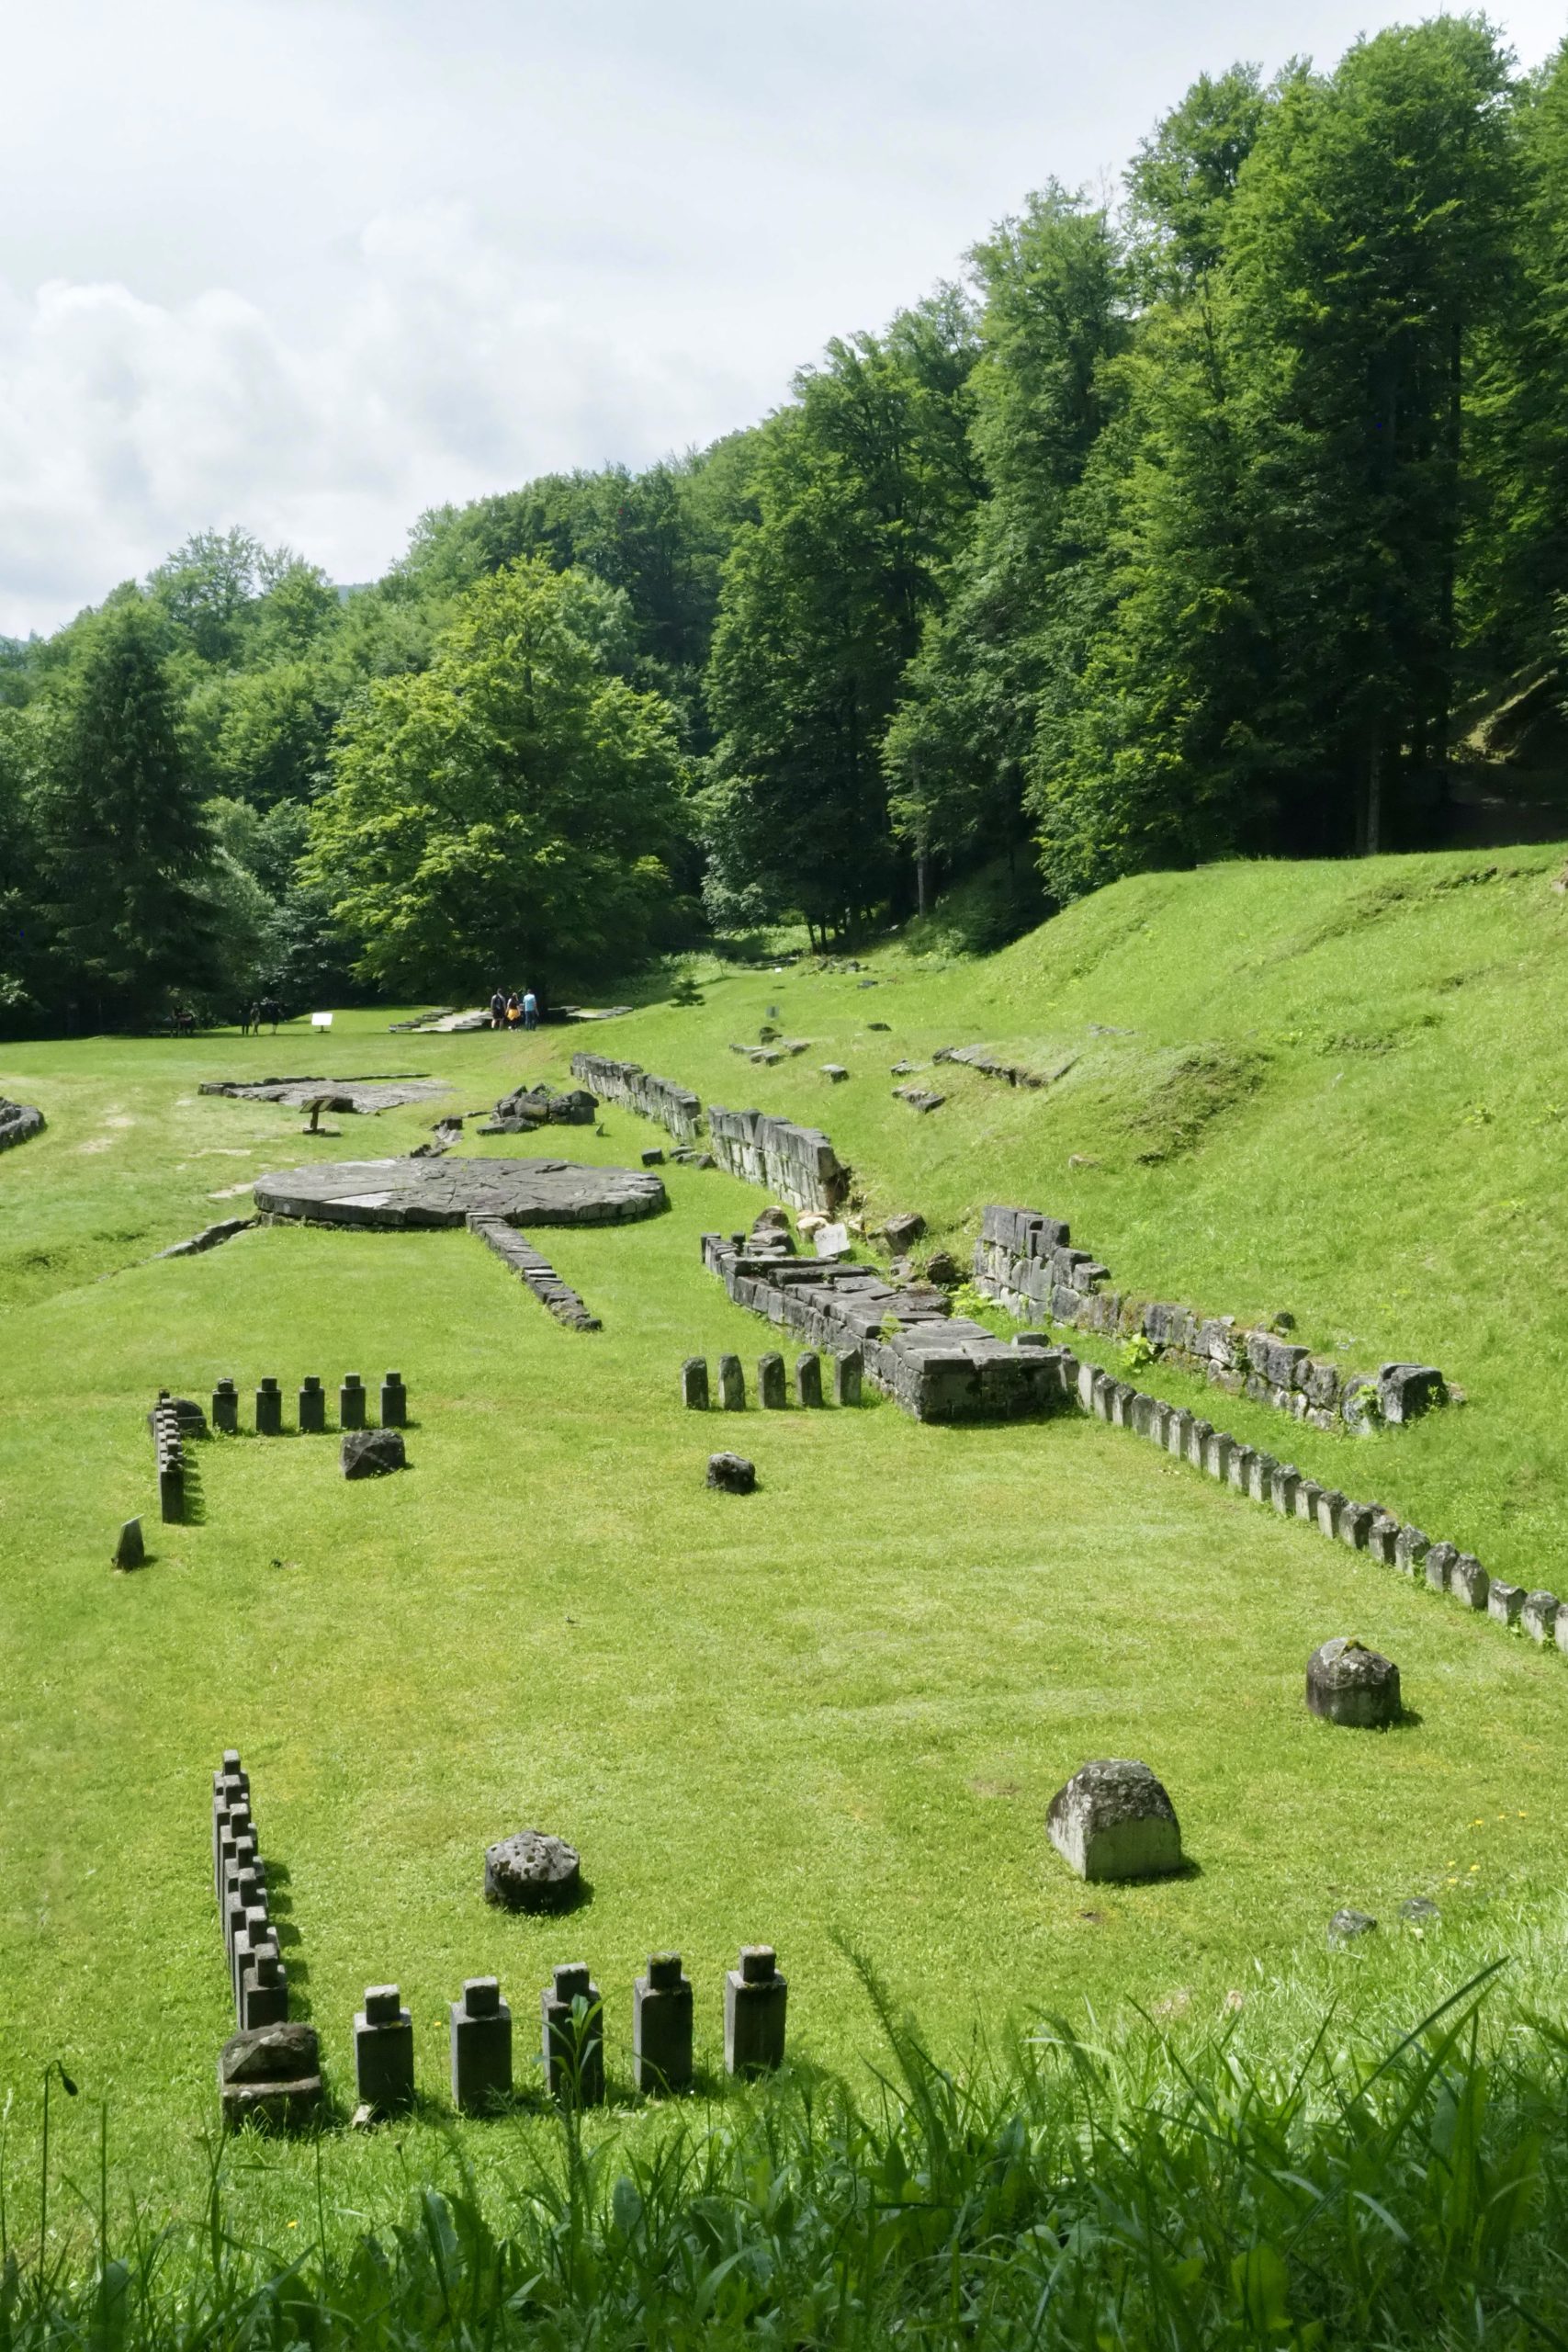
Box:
left=381, top=1373, right=407, bottom=1428
left=297, top=1375, right=325, bottom=1433
left=339, top=1374, right=367, bottom=1430
left=681, top=1357, right=708, bottom=1409
left=717, top=1354, right=745, bottom=1410
left=1306, top=1637, right=1401, bottom=1727
left=1270, top=1464, right=1300, bottom=1516
left=254, top=1377, right=283, bottom=1437
left=114, top=1517, right=145, bottom=1570
left=1365, top=1512, right=1400, bottom=1566
left=1487, top=1578, right=1525, bottom=1628
left=1227, top=1443, right=1256, bottom=1494
left=707, top=1451, right=756, bottom=1494
left=342, top=1428, right=405, bottom=1478
left=1187, top=1419, right=1213, bottom=1470
left=1424, top=1540, right=1459, bottom=1595
left=1168, top=1408, right=1193, bottom=1459
left=239, top=1946, right=288, bottom=2032
left=1339, top=1502, right=1374, bottom=1550
left=1521, top=1590, right=1560, bottom=1645
left=795, top=1352, right=823, bottom=1408
left=451, top=1977, right=513, bottom=2115
left=1378, top=1363, right=1446, bottom=1424
left=354, top=1986, right=414, bottom=2117
left=1327, top=1908, right=1378, bottom=1946
left=1393, top=1525, right=1429, bottom=1577
left=1046, top=1758, right=1182, bottom=1883
left=219, top=2022, right=321, bottom=2132
left=1247, top=1452, right=1276, bottom=1504
left=832, top=1349, right=863, bottom=1406
left=484, top=1829, right=581, bottom=1912
left=1316, top=1489, right=1348, bottom=1540
left=1204, top=1430, right=1233, bottom=1482
left=633, top=1951, right=694, bottom=2094
left=1450, top=1554, right=1490, bottom=1610
left=758, top=1353, right=786, bottom=1409
left=1295, top=1478, right=1324, bottom=1523
left=724, top=1945, right=787, bottom=2078
left=211, top=1378, right=239, bottom=1435
left=541, top=1964, right=604, bottom=2104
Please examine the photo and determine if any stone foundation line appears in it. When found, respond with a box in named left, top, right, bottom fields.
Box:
left=1066, top=1353, right=1562, bottom=1662
left=215, top=1749, right=320, bottom=2132
left=570, top=1052, right=702, bottom=1143
left=468, top=1216, right=602, bottom=1331
left=151, top=1393, right=188, bottom=1522
left=975, top=1204, right=1449, bottom=1436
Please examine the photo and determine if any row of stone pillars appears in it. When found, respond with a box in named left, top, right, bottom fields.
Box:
left=214, top=1749, right=290, bottom=2034
left=354, top=1947, right=788, bottom=2118
left=211, top=1374, right=407, bottom=1434
left=682, top=1351, right=862, bottom=1411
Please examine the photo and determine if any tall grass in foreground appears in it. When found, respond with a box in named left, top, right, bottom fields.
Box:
left=3, top=1954, right=1565, bottom=2348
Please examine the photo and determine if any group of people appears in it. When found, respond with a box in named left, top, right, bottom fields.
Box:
left=489, top=988, right=538, bottom=1031
left=240, top=998, right=283, bottom=1035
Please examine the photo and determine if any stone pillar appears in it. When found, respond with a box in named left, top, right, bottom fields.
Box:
left=381, top=1373, right=407, bottom=1428
left=832, top=1350, right=863, bottom=1407
left=354, top=1985, right=415, bottom=2116
left=298, top=1376, right=326, bottom=1434
left=1486, top=1577, right=1524, bottom=1627
left=1450, top=1553, right=1490, bottom=1610
left=1424, top=1540, right=1458, bottom=1594
left=1393, top=1526, right=1429, bottom=1577
left=114, top=1519, right=145, bottom=1569
left=633, top=1951, right=694, bottom=2094
left=211, top=1378, right=239, bottom=1435
left=758, top=1353, right=786, bottom=1409
left=254, top=1378, right=283, bottom=1437
left=1316, top=1489, right=1347, bottom=1541
left=215, top=1805, right=253, bottom=1898
left=681, top=1358, right=709, bottom=1409
left=1227, top=1443, right=1255, bottom=1494
left=1296, top=1478, right=1324, bottom=1525
left=240, top=1945, right=288, bottom=2031
left=717, top=1355, right=745, bottom=1411
left=1247, top=1452, right=1276, bottom=1504
left=1270, top=1464, right=1300, bottom=1516
left=725, top=1945, right=787, bottom=2078
left=795, top=1353, right=823, bottom=1408
left=231, top=1908, right=271, bottom=2007
left=1339, top=1502, right=1374, bottom=1550
left=1168, top=1408, right=1193, bottom=1460
left=1186, top=1419, right=1213, bottom=1471
left=1204, top=1431, right=1233, bottom=1482
left=450, top=1976, right=513, bottom=2114
left=540, top=1963, right=604, bottom=2104
left=340, top=1374, right=367, bottom=1430
left=1365, top=1512, right=1400, bottom=1566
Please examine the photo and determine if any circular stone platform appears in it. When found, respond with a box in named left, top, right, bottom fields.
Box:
left=254, top=1155, right=667, bottom=1228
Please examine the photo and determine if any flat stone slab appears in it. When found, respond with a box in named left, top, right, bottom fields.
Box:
left=1047, top=1758, right=1183, bottom=1883
left=254, top=1156, right=666, bottom=1228
left=201, top=1077, right=450, bottom=1113
left=484, top=1829, right=581, bottom=1912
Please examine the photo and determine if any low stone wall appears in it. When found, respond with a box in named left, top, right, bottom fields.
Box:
left=974, top=1204, right=1448, bottom=1434
left=706, top=1108, right=847, bottom=1216
left=468, top=1217, right=603, bottom=1331
left=0, top=1097, right=44, bottom=1151
left=702, top=1231, right=1074, bottom=1422
left=570, top=1053, right=702, bottom=1142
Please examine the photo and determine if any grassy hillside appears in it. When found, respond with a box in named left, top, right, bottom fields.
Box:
left=0, top=842, right=1564, bottom=2239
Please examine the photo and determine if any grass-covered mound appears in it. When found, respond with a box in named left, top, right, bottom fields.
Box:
left=0, top=844, right=1563, bottom=2267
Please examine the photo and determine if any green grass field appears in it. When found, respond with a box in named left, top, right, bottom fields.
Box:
left=1, top=843, right=1566, bottom=2236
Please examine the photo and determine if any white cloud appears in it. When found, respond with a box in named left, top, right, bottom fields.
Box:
left=0, top=0, right=1561, bottom=634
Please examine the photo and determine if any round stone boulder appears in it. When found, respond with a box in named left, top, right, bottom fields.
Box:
left=484, top=1830, right=581, bottom=1913
left=1046, top=1758, right=1183, bottom=1883
left=1306, top=1637, right=1401, bottom=1728
left=341, top=1428, right=406, bottom=1479
left=707, top=1451, right=757, bottom=1495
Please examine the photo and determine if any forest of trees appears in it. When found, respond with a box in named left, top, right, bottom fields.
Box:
left=3, top=15, right=1566, bottom=1027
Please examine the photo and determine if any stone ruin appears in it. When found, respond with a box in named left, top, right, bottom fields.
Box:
left=0, top=1097, right=45, bottom=1152
left=1305, top=1637, right=1402, bottom=1727
left=148, top=1390, right=202, bottom=1521
left=480, top=1082, right=598, bottom=1134
left=213, top=1749, right=321, bottom=2130
left=932, top=1043, right=1066, bottom=1090
left=570, top=1052, right=703, bottom=1142
left=200, top=1076, right=449, bottom=1114
left=467, top=1222, right=602, bottom=1329
left=1047, top=1759, right=1184, bottom=1882
left=254, top=1155, right=664, bottom=1229
left=974, top=1204, right=1449, bottom=1434
left=706, top=1107, right=847, bottom=1215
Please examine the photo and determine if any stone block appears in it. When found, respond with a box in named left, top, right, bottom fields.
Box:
left=1168, top=1408, right=1193, bottom=1460
left=707, top=1451, right=756, bottom=1494
left=114, top=1518, right=145, bottom=1570
left=758, top=1353, right=786, bottom=1409
left=254, top=1377, right=283, bottom=1437
left=1306, top=1637, right=1401, bottom=1727
left=1316, top=1490, right=1348, bottom=1541
left=1365, top=1512, right=1400, bottom=1566
left=485, top=1829, right=581, bottom=1912
left=381, top=1373, right=407, bottom=1428
left=211, top=1378, right=239, bottom=1435
left=724, top=1945, right=787, bottom=2078
left=541, top=1963, right=604, bottom=2104
left=450, top=1977, right=513, bottom=2115
left=1339, top=1502, right=1374, bottom=1550
left=1204, top=1431, right=1233, bottom=1482
left=832, top=1350, right=863, bottom=1407
left=633, top=1951, right=694, bottom=2094
left=1077, top=1360, right=1097, bottom=1413
left=681, top=1357, right=708, bottom=1409
left=821, top=1064, right=849, bottom=1082
left=298, top=1374, right=326, bottom=1434
left=886, top=1212, right=926, bottom=1250
left=1556, top=1608, right=1568, bottom=1658
left=1247, top=1452, right=1276, bottom=1504
left=342, top=1429, right=405, bottom=1478
left=1424, top=1540, right=1459, bottom=1595
left=1521, top=1590, right=1560, bottom=1645
left=1487, top=1578, right=1525, bottom=1628
left=795, top=1352, right=823, bottom=1408
left=1187, top=1419, right=1213, bottom=1470
left=219, top=2022, right=321, bottom=2132
left=354, top=1986, right=414, bottom=2116
left=1393, top=1526, right=1429, bottom=1577
left=339, top=1374, right=367, bottom=1430
left=640, top=1147, right=665, bottom=1167
left=1450, top=1554, right=1490, bottom=1610
left=1295, top=1478, right=1323, bottom=1523
left=239, top=1946, right=288, bottom=2032
left=1378, top=1363, right=1446, bottom=1424
left=1270, top=1464, right=1300, bottom=1516
left=1045, top=1758, right=1183, bottom=1883
left=1228, top=1443, right=1256, bottom=1494
left=717, top=1354, right=745, bottom=1410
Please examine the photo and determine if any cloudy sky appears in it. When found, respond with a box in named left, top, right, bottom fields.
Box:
left=1, top=0, right=1562, bottom=636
